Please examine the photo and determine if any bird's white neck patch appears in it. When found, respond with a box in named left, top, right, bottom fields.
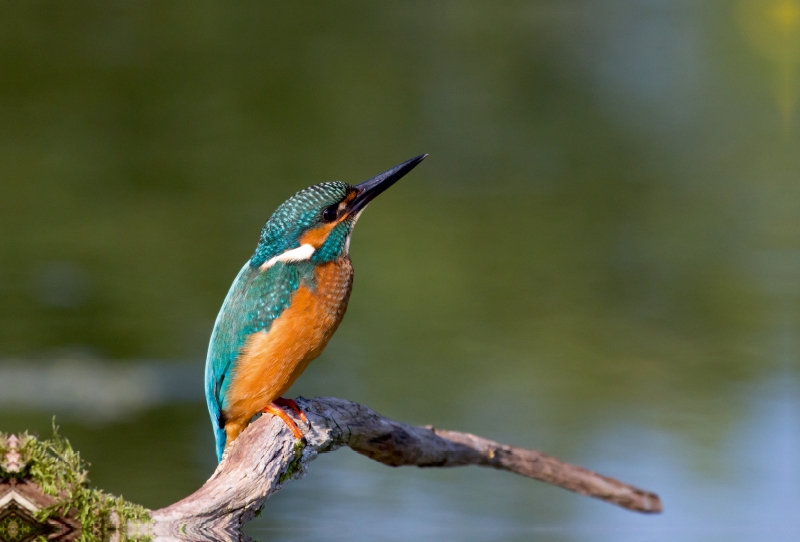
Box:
left=344, top=209, right=365, bottom=255
left=260, top=244, right=315, bottom=270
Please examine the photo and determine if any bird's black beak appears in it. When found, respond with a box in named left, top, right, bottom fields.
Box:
left=349, top=154, right=427, bottom=215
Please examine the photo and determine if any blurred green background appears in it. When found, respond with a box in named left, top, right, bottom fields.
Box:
left=1, top=1, right=799, bottom=541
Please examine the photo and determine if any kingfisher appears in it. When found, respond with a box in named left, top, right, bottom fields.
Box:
left=205, top=155, right=427, bottom=461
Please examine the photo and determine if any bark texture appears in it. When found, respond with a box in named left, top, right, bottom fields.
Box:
left=148, top=397, right=662, bottom=537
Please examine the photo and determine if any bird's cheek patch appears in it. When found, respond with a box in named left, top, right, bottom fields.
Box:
left=299, top=222, right=338, bottom=248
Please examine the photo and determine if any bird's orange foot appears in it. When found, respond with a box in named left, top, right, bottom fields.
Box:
left=262, top=402, right=306, bottom=442
left=274, top=397, right=309, bottom=426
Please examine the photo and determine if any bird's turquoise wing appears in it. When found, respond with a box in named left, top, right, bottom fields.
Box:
left=204, top=261, right=313, bottom=461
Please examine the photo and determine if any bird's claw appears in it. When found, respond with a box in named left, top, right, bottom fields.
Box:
left=274, top=397, right=310, bottom=427
left=262, top=401, right=306, bottom=441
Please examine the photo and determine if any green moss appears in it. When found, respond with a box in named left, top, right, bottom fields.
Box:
left=277, top=440, right=305, bottom=484
left=1, top=422, right=152, bottom=542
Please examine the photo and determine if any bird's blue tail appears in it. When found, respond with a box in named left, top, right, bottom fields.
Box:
left=205, top=352, right=228, bottom=462
left=213, top=422, right=227, bottom=462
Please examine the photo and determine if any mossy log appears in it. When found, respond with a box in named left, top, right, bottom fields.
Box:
left=0, top=432, right=149, bottom=542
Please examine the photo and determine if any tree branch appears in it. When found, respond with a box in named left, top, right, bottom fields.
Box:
left=147, top=397, right=661, bottom=536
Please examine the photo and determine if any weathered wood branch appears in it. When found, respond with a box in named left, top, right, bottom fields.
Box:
left=147, top=397, right=662, bottom=537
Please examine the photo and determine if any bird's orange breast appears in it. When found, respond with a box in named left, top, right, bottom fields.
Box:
left=223, top=258, right=353, bottom=436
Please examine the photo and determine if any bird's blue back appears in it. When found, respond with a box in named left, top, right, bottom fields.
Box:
left=204, top=260, right=316, bottom=460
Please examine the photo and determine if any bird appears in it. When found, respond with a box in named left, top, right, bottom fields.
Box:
left=205, top=154, right=427, bottom=461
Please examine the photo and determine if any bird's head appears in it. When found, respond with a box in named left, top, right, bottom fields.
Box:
left=251, top=154, right=426, bottom=269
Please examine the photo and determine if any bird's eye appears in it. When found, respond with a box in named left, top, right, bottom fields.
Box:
left=322, top=206, right=338, bottom=222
